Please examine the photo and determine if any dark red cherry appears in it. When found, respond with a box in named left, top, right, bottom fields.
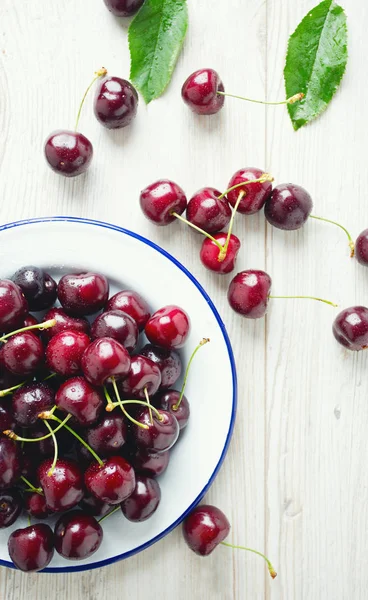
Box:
left=81, top=337, right=131, bottom=386
left=106, top=290, right=150, bottom=331
left=85, top=456, right=135, bottom=504
left=153, top=390, right=190, bottom=430
left=11, top=266, right=57, bottom=311
left=42, top=307, right=90, bottom=341
left=8, top=524, right=54, bottom=572
left=0, top=350, right=22, bottom=390
left=94, top=76, right=138, bottom=129
left=181, top=69, right=225, bottom=115
left=0, top=400, right=15, bottom=432
left=25, top=493, right=50, bottom=520
left=2, top=332, right=44, bottom=376
left=355, top=229, right=368, bottom=266
left=186, top=188, right=231, bottom=233
left=183, top=504, right=230, bottom=556
left=140, top=344, right=182, bottom=389
left=55, top=377, right=104, bottom=426
left=120, top=355, right=162, bottom=399
left=200, top=233, right=240, bottom=274
left=228, top=270, right=272, bottom=318
left=46, top=330, right=90, bottom=376
left=264, top=183, right=313, bottom=230
left=0, top=280, right=28, bottom=332
left=79, top=493, right=112, bottom=517
left=0, top=437, right=21, bottom=489
left=129, top=448, right=170, bottom=478
left=86, top=412, right=127, bottom=455
left=333, top=306, right=368, bottom=351
left=145, top=305, right=190, bottom=349
left=54, top=511, right=103, bottom=560
left=103, top=0, right=144, bottom=16
left=227, top=167, right=272, bottom=214
left=12, top=382, right=54, bottom=427
left=58, top=272, right=109, bottom=316
left=121, top=475, right=161, bottom=522
left=44, top=131, right=93, bottom=177
left=0, top=489, right=22, bottom=528
left=140, top=179, right=187, bottom=225
left=38, top=458, right=84, bottom=511
left=131, top=408, right=179, bottom=453
left=91, top=310, right=138, bottom=353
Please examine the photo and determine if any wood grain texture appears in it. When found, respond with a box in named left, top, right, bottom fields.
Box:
left=0, top=0, right=366, bottom=598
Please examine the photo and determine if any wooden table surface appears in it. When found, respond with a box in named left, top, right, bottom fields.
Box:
left=0, top=0, right=366, bottom=598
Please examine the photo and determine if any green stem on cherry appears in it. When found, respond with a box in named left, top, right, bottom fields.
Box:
left=217, top=173, right=274, bottom=201
left=0, top=381, right=27, bottom=398
left=310, top=215, right=355, bottom=257
left=43, top=373, right=57, bottom=382
left=171, top=212, right=224, bottom=251
left=20, top=476, right=43, bottom=495
left=0, top=318, right=57, bottom=343
left=143, top=387, right=153, bottom=425
left=217, top=90, right=304, bottom=107
left=220, top=541, right=277, bottom=579
left=42, top=420, right=58, bottom=477
left=3, top=413, right=72, bottom=442
left=173, top=338, right=210, bottom=411
left=98, top=506, right=121, bottom=524
left=269, top=295, right=337, bottom=307
left=107, top=398, right=163, bottom=420
left=218, top=191, right=245, bottom=262
left=27, top=514, right=31, bottom=527
left=104, top=385, right=114, bottom=409
left=75, top=67, right=107, bottom=132
left=109, top=378, right=150, bottom=430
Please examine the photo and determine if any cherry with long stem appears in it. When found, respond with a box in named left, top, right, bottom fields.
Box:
left=75, top=68, right=107, bottom=132
left=173, top=338, right=210, bottom=411
left=220, top=541, right=277, bottom=579
left=309, top=215, right=355, bottom=257
left=108, top=378, right=151, bottom=429
left=217, top=90, right=304, bottom=107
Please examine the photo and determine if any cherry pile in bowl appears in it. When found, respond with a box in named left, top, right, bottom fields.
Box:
left=0, top=266, right=197, bottom=572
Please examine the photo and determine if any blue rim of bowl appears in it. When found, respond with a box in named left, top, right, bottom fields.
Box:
left=0, top=216, right=237, bottom=573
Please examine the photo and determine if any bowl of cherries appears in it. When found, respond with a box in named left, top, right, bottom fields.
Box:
left=0, top=216, right=236, bottom=573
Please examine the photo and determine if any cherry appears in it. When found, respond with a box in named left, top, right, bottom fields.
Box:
left=8, top=524, right=54, bottom=572
left=11, top=266, right=57, bottom=311
left=91, top=310, right=138, bottom=353
left=140, top=344, right=182, bottom=389
left=181, top=69, right=225, bottom=115
left=153, top=390, right=189, bottom=430
left=38, top=458, right=84, bottom=511
left=55, top=377, right=104, bottom=427
left=140, top=179, right=187, bottom=225
left=0, top=280, right=28, bottom=332
left=79, top=493, right=112, bottom=517
left=2, top=331, right=44, bottom=376
left=145, top=305, right=190, bottom=349
left=186, top=187, right=231, bottom=233
left=82, top=337, right=131, bottom=386
left=264, top=183, right=313, bottom=230
left=120, top=355, right=162, bottom=399
left=0, top=437, right=21, bottom=489
left=183, top=504, right=230, bottom=556
left=94, top=76, right=138, bottom=129
left=200, top=233, right=240, bottom=274
left=333, top=306, right=368, bottom=351
left=121, top=475, right=161, bottom=522
left=355, top=229, right=368, bottom=266
left=0, top=400, right=15, bottom=432
left=46, top=330, right=90, bottom=376
left=103, top=0, right=144, bottom=16
left=227, top=167, right=273, bottom=214
left=25, top=493, right=50, bottom=520
left=228, top=270, right=271, bottom=318
left=86, top=412, right=127, bottom=455
left=42, top=307, right=90, bottom=341
left=58, top=272, right=109, bottom=316
left=85, top=455, right=135, bottom=504
left=0, top=351, right=22, bottom=390
left=131, top=408, right=179, bottom=453
left=128, top=448, right=170, bottom=478
left=12, top=383, right=54, bottom=427
left=106, top=290, right=151, bottom=331
left=44, top=131, right=93, bottom=177
left=54, top=511, right=103, bottom=560
left=0, top=489, right=22, bottom=528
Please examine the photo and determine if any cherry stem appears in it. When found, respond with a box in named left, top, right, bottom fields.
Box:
left=108, top=398, right=163, bottom=421
left=3, top=413, right=71, bottom=442
left=0, top=381, right=27, bottom=398
left=171, top=212, right=223, bottom=251
left=310, top=215, right=355, bottom=257
left=27, top=514, right=31, bottom=527
left=43, top=420, right=58, bottom=477
left=143, top=387, right=153, bottom=425
left=173, top=338, right=210, bottom=411
left=0, top=319, right=57, bottom=344
left=75, top=67, right=107, bottom=132
left=269, top=295, right=337, bottom=307
left=218, top=191, right=245, bottom=262
left=217, top=90, right=304, bottom=107
left=20, top=476, right=43, bottom=495
left=220, top=541, right=277, bottom=579
left=217, top=174, right=274, bottom=201
left=110, top=378, right=150, bottom=430
left=104, top=385, right=114, bottom=409
left=98, top=506, right=121, bottom=524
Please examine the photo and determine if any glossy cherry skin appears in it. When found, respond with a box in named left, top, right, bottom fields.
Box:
left=82, top=337, right=131, bottom=386
left=145, top=305, right=190, bottom=349
left=153, top=390, right=190, bottom=430
left=140, top=180, right=187, bottom=226
left=43, top=307, right=90, bottom=341
left=355, top=229, right=368, bottom=266
left=264, top=183, right=313, bottom=230
left=183, top=504, right=230, bottom=556
left=11, top=266, right=57, bottom=311
left=91, top=310, right=138, bottom=353
left=54, top=511, right=103, bottom=560
left=121, top=475, right=161, bottom=522
left=8, top=524, right=54, bottom=572
left=103, top=0, right=144, bottom=16
left=181, top=69, right=225, bottom=115
left=55, top=377, right=104, bottom=427
left=2, top=332, right=44, bottom=376
left=0, top=489, right=22, bottom=528
left=0, top=438, right=21, bottom=489
left=85, top=456, right=135, bottom=504
left=58, top=272, right=109, bottom=316
left=0, top=280, right=28, bottom=332
left=186, top=188, right=231, bottom=233
left=46, top=331, right=90, bottom=376
left=227, top=167, right=272, bottom=214
left=0, top=400, right=15, bottom=432
left=131, top=408, right=179, bottom=453
left=106, top=290, right=150, bottom=331
left=38, top=459, right=84, bottom=512
left=333, top=306, right=368, bottom=351
left=79, top=493, right=112, bottom=517
left=200, top=233, right=241, bottom=274
left=12, top=382, right=54, bottom=427
left=44, top=131, right=93, bottom=177
left=129, top=448, right=170, bottom=478
left=25, top=493, right=50, bottom=520
left=94, top=77, right=138, bottom=129
left=0, top=351, right=22, bottom=390
left=86, top=412, right=127, bottom=455
left=140, top=344, right=182, bottom=389
left=228, top=270, right=272, bottom=319
left=120, top=355, right=162, bottom=399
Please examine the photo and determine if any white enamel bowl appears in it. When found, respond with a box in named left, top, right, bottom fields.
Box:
left=0, top=217, right=237, bottom=573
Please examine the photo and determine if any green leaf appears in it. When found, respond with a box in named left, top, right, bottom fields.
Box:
left=129, top=0, right=188, bottom=104
left=284, top=0, right=348, bottom=131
